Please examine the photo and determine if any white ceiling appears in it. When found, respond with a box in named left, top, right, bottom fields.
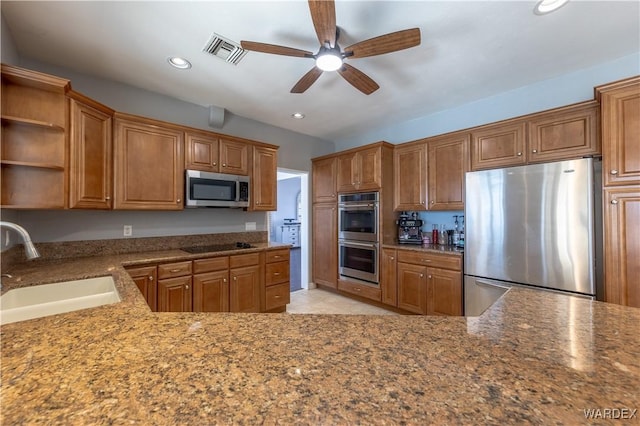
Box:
left=2, top=1, right=639, bottom=143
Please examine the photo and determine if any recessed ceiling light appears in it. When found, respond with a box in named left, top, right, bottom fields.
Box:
left=534, top=0, right=569, bottom=15
left=291, top=112, right=305, bottom=119
left=167, top=57, right=192, bottom=69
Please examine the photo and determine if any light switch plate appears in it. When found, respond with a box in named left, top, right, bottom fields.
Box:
left=123, top=225, right=133, bottom=237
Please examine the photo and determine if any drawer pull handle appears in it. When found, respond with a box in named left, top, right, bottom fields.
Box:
left=274, top=295, right=280, bottom=299
left=274, top=255, right=281, bottom=258
left=170, top=269, right=181, bottom=273
left=610, top=169, right=618, bottom=175
left=422, top=259, right=431, bottom=262
left=355, top=288, right=361, bottom=292
left=274, top=272, right=280, bottom=276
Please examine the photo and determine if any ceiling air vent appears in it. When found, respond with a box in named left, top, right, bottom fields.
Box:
left=202, top=33, right=247, bottom=65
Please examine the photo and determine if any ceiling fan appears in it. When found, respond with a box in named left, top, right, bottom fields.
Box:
left=240, top=0, right=421, bottom=95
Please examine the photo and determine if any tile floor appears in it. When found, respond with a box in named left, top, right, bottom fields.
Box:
left=286, top=288, right=399, bottom=315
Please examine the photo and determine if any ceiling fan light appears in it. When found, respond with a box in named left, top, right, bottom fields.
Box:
left=534, top=0, right=569, bottom=15
left=315, top=53, right=343, bottom=72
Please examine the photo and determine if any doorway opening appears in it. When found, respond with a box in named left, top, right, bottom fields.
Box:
left=268, top=169, right=309, bottom=292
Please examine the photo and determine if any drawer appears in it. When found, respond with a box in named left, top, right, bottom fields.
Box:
left=193, top=256, right=229, bottom=274
left=158, top=261, right=192, bottom=279
left=266, top=249, right=290, bottom=263
left=265, top=282, right=290, bottom=310
left=266, top=261, right=290, bottom=285
left=338, top=279, right=382, bottom=302
left=397, top=250, right=462, bottom=271
left=229, top=252, right=260, bottom=268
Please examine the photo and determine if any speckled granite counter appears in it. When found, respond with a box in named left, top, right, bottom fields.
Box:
left=383, top=243, right=464, bottom=256
left=2, top=248, right=639, bottom=424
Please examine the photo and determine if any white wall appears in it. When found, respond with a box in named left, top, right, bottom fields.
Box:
left=0, top=12, right=19, bottom=64
left=335, top=52, right=640, bottom=151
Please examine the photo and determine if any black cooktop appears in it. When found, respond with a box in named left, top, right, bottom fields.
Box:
left=181, top=242, right=254, bottom=254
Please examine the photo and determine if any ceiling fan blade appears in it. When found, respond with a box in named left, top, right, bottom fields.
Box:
left=344, top=28, right=421, bottom=59
left=291, top=67, right=324, bottom=93
left=308, top=0, right=337, bottom=47
left=240, top=41, right=314, bottom=58
left=337, top=63, right=379, bottom=95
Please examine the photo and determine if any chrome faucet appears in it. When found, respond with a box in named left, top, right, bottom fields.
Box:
left=0, top=221, right=40, bottom=260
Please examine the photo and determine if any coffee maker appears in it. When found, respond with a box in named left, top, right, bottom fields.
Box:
left=397, top=212, right=423, bottom=244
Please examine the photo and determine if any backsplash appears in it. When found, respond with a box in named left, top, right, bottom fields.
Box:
left=1, top=231, right=267, bottom=272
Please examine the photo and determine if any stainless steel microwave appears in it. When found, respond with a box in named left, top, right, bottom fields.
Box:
left=185, top=170, right=249, bottom=208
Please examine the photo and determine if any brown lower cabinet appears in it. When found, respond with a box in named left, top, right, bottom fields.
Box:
left=384, top=248, right=463, bottom=316
left=125, top=248, right=289, bottom=313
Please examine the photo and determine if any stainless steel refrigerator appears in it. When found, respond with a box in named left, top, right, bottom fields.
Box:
left=464, top=158, right=601, bottom=316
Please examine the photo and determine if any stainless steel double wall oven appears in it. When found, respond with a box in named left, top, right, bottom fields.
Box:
left=338, top=192, right=379, bottom=285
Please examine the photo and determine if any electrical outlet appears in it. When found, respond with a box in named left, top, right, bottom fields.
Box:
left=123, top=225, right=133, bottom=237
left=245, top=222, right=256, bottom=231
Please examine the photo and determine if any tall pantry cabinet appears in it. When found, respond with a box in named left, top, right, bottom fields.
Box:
left=596, top=76, right=640, bottom=308
left=311, top=156, right=338, bottom=288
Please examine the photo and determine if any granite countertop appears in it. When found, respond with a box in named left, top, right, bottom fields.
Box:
left=2, top=248, right=639, bottom=424
left=383, top=242, right=464, bottom=256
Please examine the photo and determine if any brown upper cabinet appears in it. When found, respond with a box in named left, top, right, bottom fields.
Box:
left=527, top=100, right=600, bottom=163
left=597, top=77, right=640, bottom=187
left=471, top=120, right=527, bottom=170
left=68, top=91, right=114, bottom=209
left=250, top=146, right=277, bottom=211
left=337, top=145, right=383, bottom=192
left=185, top=131, right=249, bottom=176
left=427, top=132, right=469, bottom=210
left=312, top=156, right=337, bottom=203
left=113, top=113, right=184, bottom=210
left=471, top=101, right=600, bottom=171
left=393, top=142, right=427, bottom=211
left=1, top=64, right=70, bottom=209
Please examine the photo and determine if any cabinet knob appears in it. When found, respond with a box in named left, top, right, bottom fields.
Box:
left=422, top=201, right=426, bottom=205
left=213, top=162, right=217, bottom=166
left=532, top=149, right=538, bottom=153
left=430, top=201, right=434, bottom=204
left=332, top=194, right=336, bottom=198
left=185, top=285, right=189, bottom=290
left=390, top=256, right=394, bottom=260
left=148, top=276, right=153, bottom=280
left=611, top=199, right=619, bottom=205
left=105, top=196, right=111, bottom=200
left=610, top=170, right=618, bottom=175
left=233, top=276, right=237, bottom=281
left=223, top=278, right=227, bottom=282
left=222, top=163, right=226, bottom=167
left=420, top=274, right=424, bottom=278
left=428, top=275, right=432, bottom=279
left=177, top=199, right=181, bottom=203
left=517, top=152, right=522, bottom=156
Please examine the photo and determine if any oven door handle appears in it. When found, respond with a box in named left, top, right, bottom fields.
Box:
left=340, top=240, right=378, bottom=249
left=338, top=203, right=375, bottom=209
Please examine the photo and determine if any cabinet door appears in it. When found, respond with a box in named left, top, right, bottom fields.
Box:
left=336, top=152, right=358, bottom=192
left=397, top=262, right=428, bottom=315
left=357, top=146, right=382, bottom=191
left=312, top=157, right=337, bottom=203
left=312, top=203, right=338, bottom=288
left=251, top=146, right=277, bottom=211
left=603, top=187, right=640, bottom=308
left=528, top=101, right=600, bottom=164
left=113, top=116, right=184, bottom=210
left=158, top=276, right=192, bottom=312
left=219, top=137, right=248, bottom=175
left=193, top=271, right=229, bottom=312
left=69, top=97, right=113, bottom=209
left=471, top=121, right=527, bottom=170
left=394, top=143, right=427, bottom=211
left=185, top=131, right=219, bottom=172
left=126, top=265, right=157, bottom=311
left=229, top=265, right=261, bottom=312
left=427, top=268, right=462, bottom=316
left=381, top=248, right=397, bottom=307
left=599, top=78, right=640, bottom=187
left=427, top=133, right=469, bottom=210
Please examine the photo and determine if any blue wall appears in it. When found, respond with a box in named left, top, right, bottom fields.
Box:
left=336, top=52, right=640, bottom=151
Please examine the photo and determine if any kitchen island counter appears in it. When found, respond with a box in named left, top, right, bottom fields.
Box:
left=1, top=253, right=638, bottom=424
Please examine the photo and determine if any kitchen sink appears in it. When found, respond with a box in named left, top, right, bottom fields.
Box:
left=0, top=276, right=120, bottom=325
